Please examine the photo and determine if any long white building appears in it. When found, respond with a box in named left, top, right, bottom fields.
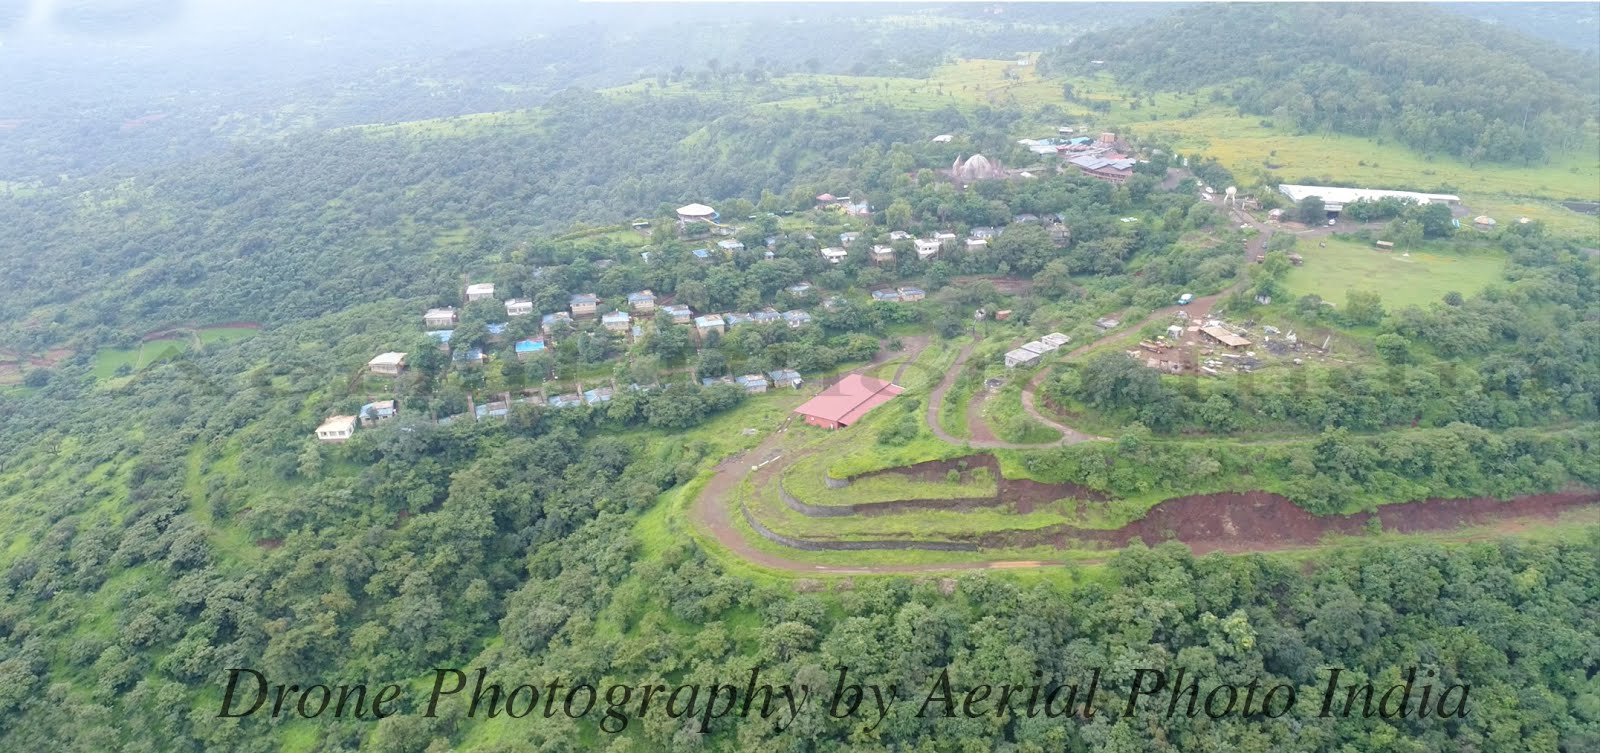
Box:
left=1277, top=184, right=1460, bottom=212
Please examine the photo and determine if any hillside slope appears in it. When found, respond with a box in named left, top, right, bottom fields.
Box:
left=1055, top=4, right=1600, bottom=165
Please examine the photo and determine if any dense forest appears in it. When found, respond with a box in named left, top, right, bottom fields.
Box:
left=1057, top=4, right=1600, bottom=165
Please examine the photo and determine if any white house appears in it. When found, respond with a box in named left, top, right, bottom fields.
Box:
left=505, top=299, right=534, bottom=317
left=914, top=239, right=942, bottom=260
left=465, top=283, right=496, bottom=302
left=821, top=247, right=849, bottom=264
left=1004, top=349, right=1042, bottom=369
left=315, top=415, right=358, bottom=443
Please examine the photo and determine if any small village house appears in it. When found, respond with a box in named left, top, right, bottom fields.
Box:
left=717, top=239, right=745, bottom=254
left=724, top=312, right=754, bottom=328
left=662, top=304, right=693, bottom=324
left=888, top=230, right=912, bottom=241
left=465, top=283, right=496, bottom=302
left=583, top=387, right=614, bottom=405
left=691, top=248, right=712, bottom=261
left=627, top=290, right=656, bottom=312
left=871, top=289, right=901, bottom=303
left=897, top=287, right=926, bottom=302
left=453, top=347, right=486, bottom=367
left=783, top=310, right=813, bottom=328
left=965, top=238, right=988, bottom=251
left=839, top=231, right=862, bottom=248
left=1041, top=332, right=1071, bottom=349
left=367, top=352, right=407, bottom=376
left=602, top=310, right=631, bottom=333
left=694, top=314, right=725, bottom=336
left=676, top=203, right=717, bottom=223
left=315, top=415, right=358, bottom=443
left=870, top=245, right=895, bottom=263
left=541, top=312, right=572, bottom=335
left=821, top=247, right=848, bottom=264
left=514, top=338, right=546, bottom=360
left=359, top=400, right=397, bottom=427
left=569, top=293, right=600, bottom=317
left=1201, top=325, right=1251, bottom=349
left=1004, top=348, right=1041, bottom=369
left=786, top=282, right=813, bottom=297
left=736, top=374, right=769, bottom=394
left=768, top=369, right=802, bottom=389
left=424, top=307, right=458, bottom=328
left=426, top=330, right=453, bottom=350
left=505, top=299, right=534, bottom=317
left=914, top=239, right=941, bottom=260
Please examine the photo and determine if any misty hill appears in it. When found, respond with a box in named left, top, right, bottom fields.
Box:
left=1054, top=3, right=1600, bottom=165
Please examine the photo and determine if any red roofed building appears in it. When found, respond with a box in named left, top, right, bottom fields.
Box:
left=793, top=374, right=905, bottom=429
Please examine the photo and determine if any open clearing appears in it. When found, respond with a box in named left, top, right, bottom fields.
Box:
left=1281, top=236, right=1506, bottom=308
left=90, top=325, right=259, bottom=380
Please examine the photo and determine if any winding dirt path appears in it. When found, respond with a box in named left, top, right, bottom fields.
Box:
left=687, top=337, right=1073, bottom=573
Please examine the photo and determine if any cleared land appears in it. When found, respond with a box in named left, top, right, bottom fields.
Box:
left=1281, top=236, right=1507, bottom=308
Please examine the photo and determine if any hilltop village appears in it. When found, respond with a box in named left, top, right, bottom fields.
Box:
left=309, top=123, right=1507, bottom=442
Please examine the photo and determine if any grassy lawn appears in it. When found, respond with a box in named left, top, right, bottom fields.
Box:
left=1281, top=236, right=1507, bottom=308
left=742, top=476, right=1082, bottom=544
left=91, top=326, right=259, bottom=381
left=983, top=384, right=1062, bottom=444
left=782, top=452, right=997, bottom=507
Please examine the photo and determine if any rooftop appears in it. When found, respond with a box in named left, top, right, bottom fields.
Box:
left=793, top=374, right=905, bottom=426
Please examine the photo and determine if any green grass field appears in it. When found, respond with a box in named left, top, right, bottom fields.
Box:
left=1281, top=236, right=1508, bottom=308
left=90, top=326, right=258, bottom=381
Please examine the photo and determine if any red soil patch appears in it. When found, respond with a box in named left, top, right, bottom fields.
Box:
left=846, top=455, right=1108, bottom=514
left=1025, top=490, right=1600, bottom=555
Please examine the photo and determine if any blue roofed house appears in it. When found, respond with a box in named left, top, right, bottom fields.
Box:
left=583, top=386, right=615, bottom=405
left=426, top=330, right=454, bottom=350
left=452, top=347, right=485, bottom=367
left=662, top=304, right=693, bottom=324
left=602, top=310, right=631, bottom=333
left=724, top=312, right=754, bottom=328
left=359, top=400, right=397, bottom=427
left=485, top=322, right=509, bottom=342
left=694, top=314, right=725, bottom=336
left=717, top=239, right=745, bottom=253
left=548, top=393, right=583, bottom=409
left=871, top=289, right=901, bottom=303
left=515, top=338, right=547, bottom=360
left=474, top=401, right=511, bottom=420
left=701, top=376, right=735, bottom=387
left=541, top=312, right=573, bottom=336
left=768, top=369, right=802, bottom=389
left=782, top=310, right=813, bottom=328
left=691, top=248, right=712, bottom=261
left=839, top=231, right=862, bottom=247
left=735, top=374, right=769, bottom=393
left=627, top=290, right=656, bottom=312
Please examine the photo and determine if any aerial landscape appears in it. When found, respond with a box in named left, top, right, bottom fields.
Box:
left=0, top=1, right=1596, bottom=751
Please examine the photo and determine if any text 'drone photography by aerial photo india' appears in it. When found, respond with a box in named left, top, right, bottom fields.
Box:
left=1, top=0, right=1598, bottom=751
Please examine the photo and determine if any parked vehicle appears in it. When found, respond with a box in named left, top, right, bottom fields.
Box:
left=1178, top=293, right=1194, bottom=306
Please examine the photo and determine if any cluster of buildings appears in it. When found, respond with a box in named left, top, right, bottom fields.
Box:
left=1003, top=332, right=1072, bottom=369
